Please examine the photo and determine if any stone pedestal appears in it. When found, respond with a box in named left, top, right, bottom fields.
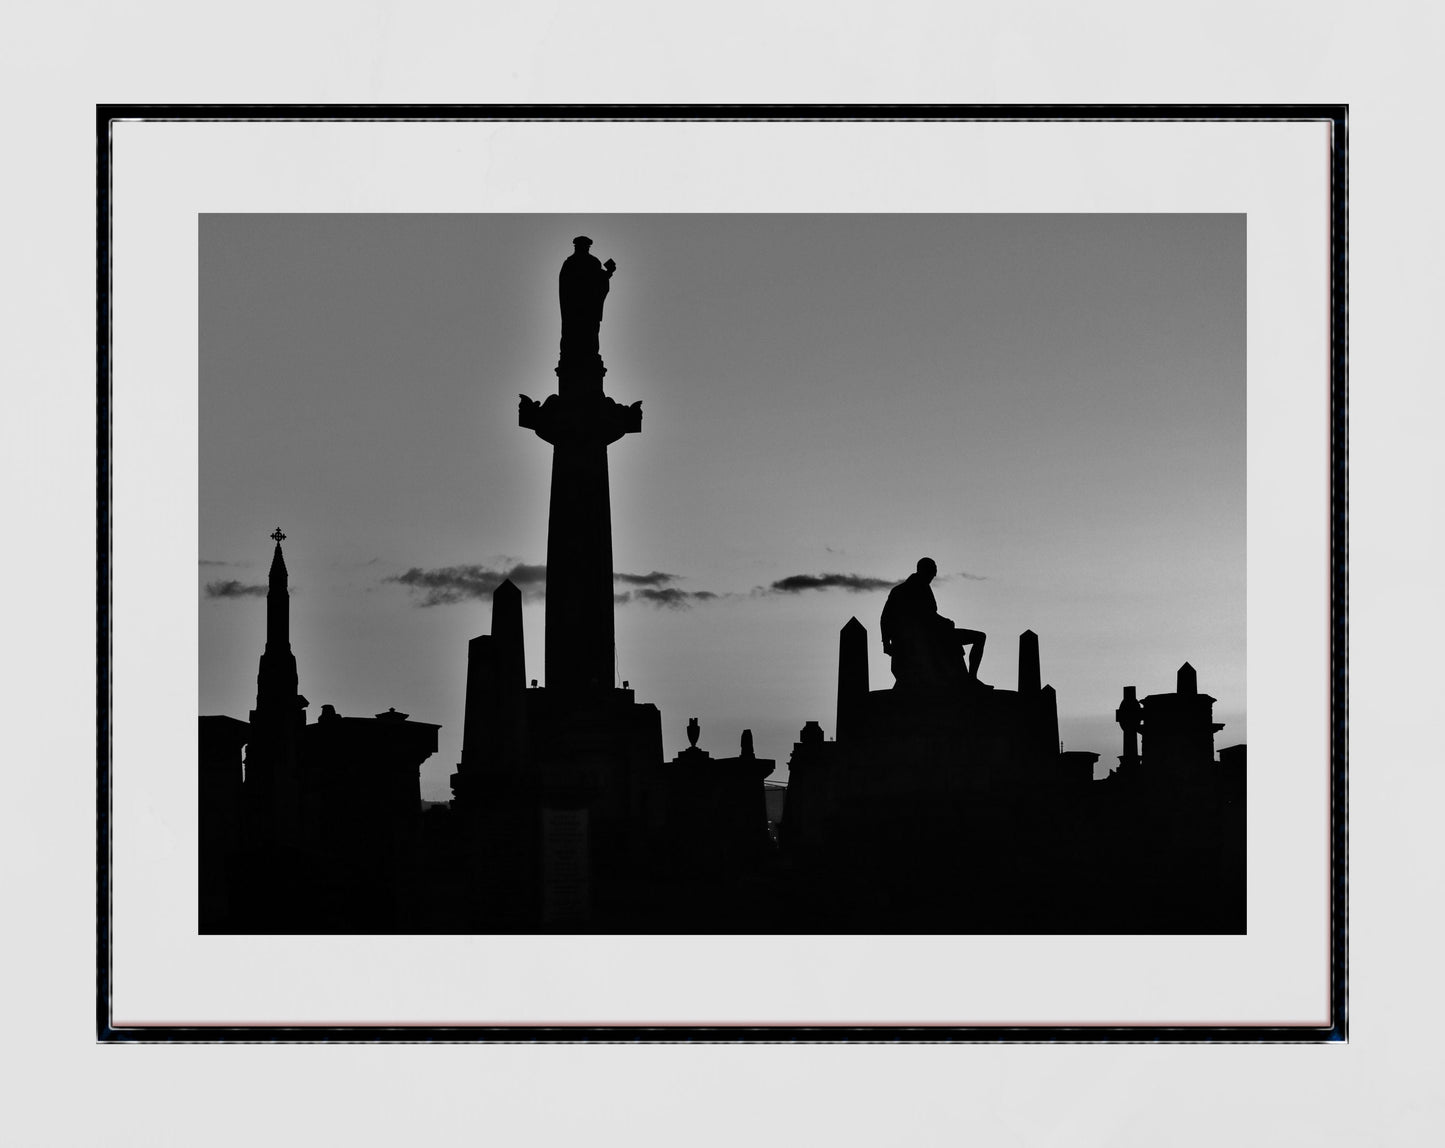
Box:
left=519, top=384, right=641, bottom=697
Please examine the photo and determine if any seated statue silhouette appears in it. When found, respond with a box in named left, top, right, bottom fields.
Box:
left=559, top=235, right=616, bottom=362
left=880, top=557, right=986, bottom=689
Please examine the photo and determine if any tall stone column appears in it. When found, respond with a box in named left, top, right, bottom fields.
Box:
left=519, top=239, right=641, bottom=698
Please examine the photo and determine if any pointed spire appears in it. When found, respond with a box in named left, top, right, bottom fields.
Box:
left=268, top=527, right=289, bottom=586
left=265, top=527, right=291, bottom=650
left=254, top=527, right=299, bottom=716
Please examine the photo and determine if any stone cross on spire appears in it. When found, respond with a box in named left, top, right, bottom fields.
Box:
left=270, top=527, right=287, bottom=544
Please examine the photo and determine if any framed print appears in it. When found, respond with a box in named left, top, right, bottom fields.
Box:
left=98, top=105, right=1346, bottom=1040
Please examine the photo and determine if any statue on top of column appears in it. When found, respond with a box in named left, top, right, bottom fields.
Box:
left=521, top=236, right=639, bottom=437
left=559, top=236, right=616, bottom=365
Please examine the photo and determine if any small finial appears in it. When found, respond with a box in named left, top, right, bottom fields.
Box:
left=270, top=527, right=287, bottom=544
left=686, top=717, right=700, bottom=748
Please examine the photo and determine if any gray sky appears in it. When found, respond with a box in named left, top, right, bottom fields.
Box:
left=200, top=214, right=1244, bottom=800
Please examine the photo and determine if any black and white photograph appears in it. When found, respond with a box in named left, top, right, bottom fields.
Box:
left=198, top=212, right=1247, bottom=936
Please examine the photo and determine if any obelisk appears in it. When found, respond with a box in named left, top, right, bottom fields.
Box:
left=519, top=238, right=642, bottom=696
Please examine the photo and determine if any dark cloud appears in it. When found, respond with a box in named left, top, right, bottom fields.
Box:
left=952, top=571, right=988, bottom=582
left=386, top=562, right=546, bottom=607
left=391, top=562, right=715, bottom=608
left=389, top=561, right=916, bottom=607
left=765, top=572, right=895, bottom=594
left=625, top=587, right=720, bottom=609
left=613, top=570, right=678, bottom=587
left=205, top=579, right=267, bottom=599
left=199, top=559, right=234, bottom=567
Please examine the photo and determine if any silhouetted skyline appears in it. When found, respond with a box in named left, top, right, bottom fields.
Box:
left=202, top=232, right=1243, bottom=935
left=200, top=214, right=1244, bottom=800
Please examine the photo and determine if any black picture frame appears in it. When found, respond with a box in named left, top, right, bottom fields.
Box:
left=97, top=103, right=1347, bottom=1043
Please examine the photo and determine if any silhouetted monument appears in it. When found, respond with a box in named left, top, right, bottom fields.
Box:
left=660, top=721, right=775, bottom=886
left=201, top=530, right=439, bottom=932
left=1017, top=629, right=1040, bottom=694
left=452, top=579, right=527, bottom=795
left=880, top=557, right=986, bottom=687
left=198, top=522, right=1241, bottom=934
left=519, top=240, right=642, bottom=694
left=514, top=243, right=659, bottom=902
left=1016, top=629, right=1060, bottom=763
left=453, top=239, right=800, bottom=928
left=780, top=580, right=1243, bottom=932
left=557, top=236, right=616, bottom=370
left=836, top=617, right=869, bottom=743
left=1140, top=661, right=1225, bottom=775
left=245, top=527, right=307, bottom=852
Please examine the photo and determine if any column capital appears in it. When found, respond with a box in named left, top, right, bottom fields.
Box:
left=519, top=392, right=642, bottom=447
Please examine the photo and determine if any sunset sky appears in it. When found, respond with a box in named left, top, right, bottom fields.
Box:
left=199, top=213, right=1244, bottom=800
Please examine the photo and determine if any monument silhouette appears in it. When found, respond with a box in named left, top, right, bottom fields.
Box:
left=880, top=556, right=987, bottom=686
left=518, top=236, right=641, bottom=695
left=783, top=595, right=1243, bottom=931
left=201, top=529, right=440, bottom=932
left=199, top=238, right=1245, bottom=935
left=448, top=240, right=773, bottom=930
